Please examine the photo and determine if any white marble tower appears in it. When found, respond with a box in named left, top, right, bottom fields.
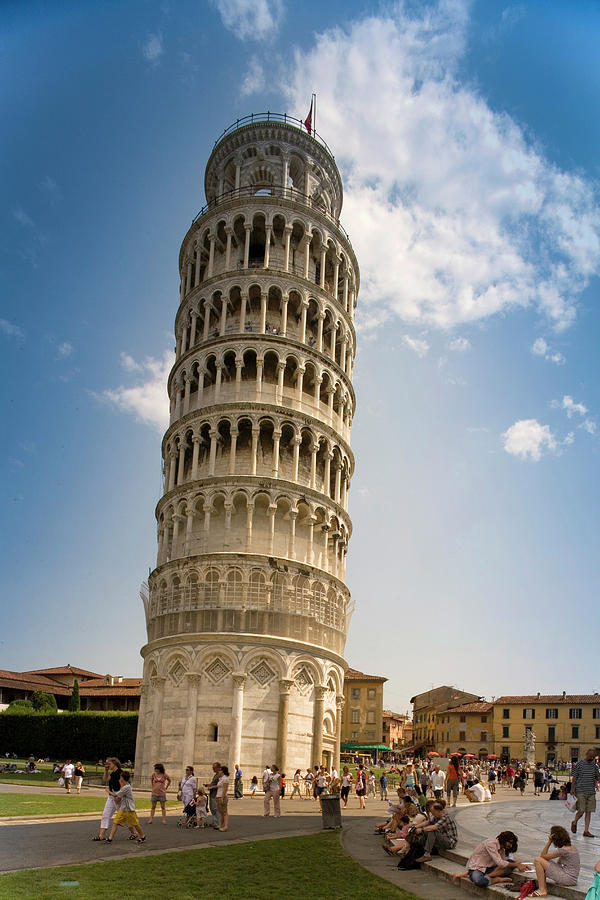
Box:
left=134, top=113, right=359, bottom=780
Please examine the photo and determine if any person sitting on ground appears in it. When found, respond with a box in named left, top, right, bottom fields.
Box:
left=531, top=825, right=580, bottom=897
left=383, top=815, right=412, bottom=856
left=452, top=830, right=527, bottom=887
left=413, top=801, right=458, bottom=862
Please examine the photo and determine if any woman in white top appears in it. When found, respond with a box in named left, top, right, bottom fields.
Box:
left=290, top=769, right=303, bottom=799
left=180, top=766, right=197, bottom=808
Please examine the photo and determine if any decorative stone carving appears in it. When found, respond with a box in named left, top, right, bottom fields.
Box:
left=204, top=657, right=230, bottom=684
left=294, top=666, right=314, bottom=695
left=168, top=659, right=186, bottom=686
left=249, top=659, right=276, bottom=686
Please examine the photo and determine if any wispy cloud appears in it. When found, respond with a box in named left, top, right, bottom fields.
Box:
left=57, top=341, right=73, bottom=359
left=502, top=418, right=557, bottom=461
left=97, top=350, right=173, bottom=432
left=402, top=335, right=430, bottom=357
left=557, top=395, right=587, bottom=418
left=0, top=318, right=25, bottom=341
left=241, top=57, right=266, bottom=95
left=39, top=175, right=62, bottom=203
left=581, top=419, right=596, bottom=435
left=283, top=2, right=600, bottom=333
left=13, top=207, right=34, bottom=228
left=142, top=32, right=164, bottom=63
left=531, top=337, right=565, bottom=365
left=212, top=0, right=284, bottom=40
left=449, top=336, right=470, bottom=352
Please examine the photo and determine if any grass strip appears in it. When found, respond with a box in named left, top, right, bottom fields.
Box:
left=0, top=831, right=421, bottom=900
left=0, top=794, right=152, bottom=817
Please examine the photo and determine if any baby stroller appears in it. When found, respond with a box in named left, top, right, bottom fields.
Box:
left=178, top=799, right=197, bottom=828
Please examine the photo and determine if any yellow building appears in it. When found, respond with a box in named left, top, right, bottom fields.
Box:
left=411, top=686, right=481, bottom=751
left=493, top=694, right=600, bottom=765
left=341, top=667, right=387, bottom=747
left=383, top=710, right=412, bottom=750
left=435, top=701, right=494, bottom=757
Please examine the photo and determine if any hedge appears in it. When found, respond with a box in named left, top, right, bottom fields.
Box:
left=0, top=712, right=138, bottom=760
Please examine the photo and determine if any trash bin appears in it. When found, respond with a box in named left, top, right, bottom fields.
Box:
left=320, top=793, right=342, bottom=829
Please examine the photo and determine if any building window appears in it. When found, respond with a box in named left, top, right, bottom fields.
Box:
left=351, top=709, right=360, bottom=724
left=459, top=715, right=466, bottom=723
left=367, top=710, right=375, bottom=724
left=502, top=726, right=510, bottom=738
left=572, top=726, right=579, bottom=739
left=367, top=688, right=376, bottom=699
left=569, top=708, right=582, bottom=719
left=480, top=731, right=487, bottom=742
left=209, top=723, right=218, bottom=742
left=523, top=708, right=535, bottom=719
left=481, top=715, right=487, bottom=723
left=503, top=709, right=510, bottom=719
left=366, top=730, right=376, bottom=740
left=593, top=708, right=600, bottom=719
left=571, top=747, right=579, bottom=761
left=459, top=731, right=466, bottom=742
left=548, top=726, right=556, bottom=741
left=502, top=745, right=510, bottom=758
left=596, top=726, right=600, bottom=740
left=350, top=730, right=358, bottom=741
left=351, top=687, right=360, bottom=699
left=546, top=708, right=558, bottom=719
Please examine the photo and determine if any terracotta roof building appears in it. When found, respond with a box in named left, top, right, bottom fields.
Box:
left=341, top=667, right=387, bottom=747
left=0, top=666, right=141, bottom=712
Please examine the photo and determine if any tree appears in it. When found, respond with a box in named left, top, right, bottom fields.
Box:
left=69, top=679, right=81, bottom=712
left=30, top=691, right=58, bottom=714
left=4, top=699, right=34, bottom=714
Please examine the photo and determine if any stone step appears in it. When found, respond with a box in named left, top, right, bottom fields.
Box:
left=420, top=850, right=587, bottom=900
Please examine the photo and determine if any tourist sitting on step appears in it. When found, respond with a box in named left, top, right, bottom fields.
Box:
left=451, top=831, right=528, bottom=888
left=413, top=801, right=458, bottom=863
left=531, top=825, right=580, bottom=898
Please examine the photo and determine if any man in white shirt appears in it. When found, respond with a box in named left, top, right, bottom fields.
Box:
left=262, top=764, right=272, bottom=792
left=430, top=765, right=446, bottom=800
left=62, top=760, right=75, bottom=794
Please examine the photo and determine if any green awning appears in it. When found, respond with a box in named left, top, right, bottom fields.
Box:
left=340, top=742, right=392, bottom=751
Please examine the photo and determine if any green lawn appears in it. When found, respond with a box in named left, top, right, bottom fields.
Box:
left=0, top=794, right=154, bottom=817
left=0, top=832, right=421, bottom=900
left=0, top=760, right=107, bottom=789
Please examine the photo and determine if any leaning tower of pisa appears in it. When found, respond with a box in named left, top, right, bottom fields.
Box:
left=134, top=113, right=359, bottom=780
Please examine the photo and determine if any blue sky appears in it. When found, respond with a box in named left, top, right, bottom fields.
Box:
left=2, top=0, right=599, bottom=713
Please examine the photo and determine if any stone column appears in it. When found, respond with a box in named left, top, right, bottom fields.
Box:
left=255, top=359, right=263, bottom=400
left=277, top=679, right=294, bottom=771
left=288, top=508, right=298, bottom=559
left=235, top=361, right=243, bottom=400
left=183, top=374, right=191, bottom=415
left=272, top=429, right=281, bottom=478
left=230, top=673, right=247, bottom=771
left=203, top=300, right=211, bottom=340
left=194, top=247, right=202, bottom=287
left=229, top=429, right=238, bottom=475
left=239, top=293, right=247, bottom=332
left=292, top=436, right=301, bottom=482
left=177, top=442, right=187, bottom=485
left=263, top=224, right=272, bottom=268
left=260, top=292, right=267, bottom=333
left=209, top=429, right=219, bottom=476
left=317, top=312, right=325, bottom=352
left=243, top=224, right=252, bottom=268
left=224, top=227, right=233, bottom=270
left=276, top=362, right=285, bottom=404
left=189, top=312, right=197, bottom=348
left=312, top=685, right=328, bottom=767
left=184, top=507, right=195, bottom=555
left=333, top=257, right=340, bottom=299
left=320, top=246, right=327, bottom=289
left=307, top=515, right=315, bottom=565
left=310, top=442, right=318, bottom=489
left=281, top=294, right=289, bottom=335
left=191, top=435, right=201, bottom=480
left=214, top=363, right=222, bottom=402
left=300, top=300, right=308, bottom=343
left=181, top=323, right=188, bottom=355
left=251, top=427, right=259, bottom=475
left=267, top=504, right=276, bottom=555
left=207, top=234, right=216, bottom=278
left=303, top=235, right=311, bottom=280
left=283, top=225, right=292, bottom=272
left=220, top=297, right=227, bottom=335
left=245, top=502, right=254, bottom=551
left=181, top=674, right=201, bottom=771
left=168, top=450, right=177, bottom=491
left=148, top=675, right=167, bottom=767
left=323, top=451, right=332, bottom=497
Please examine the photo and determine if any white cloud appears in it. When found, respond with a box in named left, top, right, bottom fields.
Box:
left=449, top=336, right=470, bottom=352
left=39, top=175, right=62, bottom=202
left=57, top=341, right=73, bottom=358
left=283, top=2, right=600, bottom=332
left=0, top=318, right=25, bottom=340
left=13, top=207, right=34, bottom=227
left=581, top=419, right=596, bottom=435
left=142, top=33, right=163, bottom=62
left=212, top=0, right=283, bottom=40
left=98, top=350, right=173, bottom=432
left=402, top=335, right=430, bottom=357
left=560, top=395, right=587, bottom=418
left=502, top=418, right=557, bottom=461
left=563, top=431, right=575, bottom=446
left=241, top=57, right=265, bottom=96
left=531, top=336, right=565, bottom=365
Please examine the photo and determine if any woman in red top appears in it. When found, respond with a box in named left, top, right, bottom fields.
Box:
left=446, top=755, right=462, bottom=807
left=148, top=762, right=171, bottom=825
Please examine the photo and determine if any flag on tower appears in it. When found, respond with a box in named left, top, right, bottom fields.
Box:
left=304, top=98, right=313, bottom=135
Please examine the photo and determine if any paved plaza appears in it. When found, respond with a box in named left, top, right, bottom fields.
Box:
left=1, top=785, right=599, bottom=898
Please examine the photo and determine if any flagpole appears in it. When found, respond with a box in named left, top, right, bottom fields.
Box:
left=313, top=92, right=317, bottom=137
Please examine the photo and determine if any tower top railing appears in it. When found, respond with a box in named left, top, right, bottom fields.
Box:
left=191, top=184, right=352, bottom=247
left=212, top=112, right=336, bottom=160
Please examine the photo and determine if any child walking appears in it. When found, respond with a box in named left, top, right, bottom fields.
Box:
left=106, top=771, right=146, bottom=844
left=195, top=787, right=209, bottom=827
